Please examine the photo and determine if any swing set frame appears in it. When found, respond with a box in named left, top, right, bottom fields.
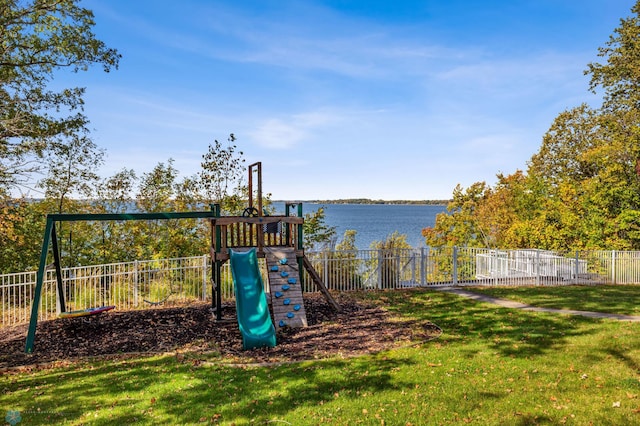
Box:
left=24, top=210, right=218, bottom=353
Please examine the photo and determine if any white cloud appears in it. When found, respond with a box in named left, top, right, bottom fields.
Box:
left=250, top=119, right=305, bottom=149
left=249, top=111, right=342, bottom=150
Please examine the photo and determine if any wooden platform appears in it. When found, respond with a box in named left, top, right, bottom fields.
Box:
left=264, top=248, right=308, bottom=329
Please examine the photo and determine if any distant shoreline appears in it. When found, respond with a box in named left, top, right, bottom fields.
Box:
left=273, top=199, right=450, bottom=206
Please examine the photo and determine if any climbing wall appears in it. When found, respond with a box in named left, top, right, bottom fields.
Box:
left=265, top=248, right=308, bottom=329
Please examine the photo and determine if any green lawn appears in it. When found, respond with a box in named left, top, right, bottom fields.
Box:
left=1, top=287, right=639, bottom=425
left=467, top=284, right=640, bottom=315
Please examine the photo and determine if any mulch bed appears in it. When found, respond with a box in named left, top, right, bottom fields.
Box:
left=0, top=293, right=441, bottom=370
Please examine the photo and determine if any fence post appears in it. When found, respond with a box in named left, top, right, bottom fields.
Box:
left=377, top=249, right=383, bottom=289
left=395, top=249, right=401, bottom=289
left=420, top=247, right=427, bottom=286
left=452, top=246, right=458, bottom=285
left=54, top=272, right=60, bottom=314
left=202, top=255, right=208, bottom=301
left=574, top=250, right=579, bottom=284
left=323, top=251, right=328, bottom=286
left=494, top=249, right=498, bottom=286
left=411, top=249, right=417, bottom=285
left=133, top=260, right=139, bottom=306
left=611, top=250, right=616, bottom=284
left=535, top=249, right=540, bottom=285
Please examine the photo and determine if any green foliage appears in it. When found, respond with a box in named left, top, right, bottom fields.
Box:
left=0, top=132, right=262, bottom=272
left=136, top=159, right=179, bottom=213
left=335, top=229, right=358, bottom=251
left=38, top=134, right=105, bottom=213
left=529, top=104, right=602, bottom=185
left=369, top=231, right=411, bottom=288
left=303, top=206, right=336, bottom=250
left=95, top=168, right=137, bottom=214
left=428, top=2, right=640, bottom=251
left=0, top=196, right=44, bottom=272
left=318, top=230, right=363, bottom=289
left=0, top=0, right=120, bottom=191
left=422, top=182, right=490, bottom=248
left=587, top=0, right=640, bottom=111
left=197, top=133, right=246, bottom=211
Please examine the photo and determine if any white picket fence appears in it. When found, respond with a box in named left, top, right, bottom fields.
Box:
left=1, top=247, right=636, bottom=327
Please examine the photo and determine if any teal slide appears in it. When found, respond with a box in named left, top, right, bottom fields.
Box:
left=229, top=248, right=277, bottom=350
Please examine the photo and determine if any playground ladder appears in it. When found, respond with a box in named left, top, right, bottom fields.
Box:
left=264, top=248, right=308, bottom=329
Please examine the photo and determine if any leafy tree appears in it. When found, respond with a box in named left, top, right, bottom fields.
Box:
left=303, top=206, right=336, bottom=250
left=370, top=231, right=411, bottom=288
left=136, top=159, right=179, bottom=213
left=0, top=0, right=119, bottom=192
left=587, top=0, right=640, bottom=111
left=426, top=1, right=640, bottom=251
left=528, top=104, right=601, bottom=186
left=0, top=197, right=43, bottom=272
left=422, top=182, right=490, bottom=248
left=174, top=175, right=203, bottom=212
left=95, top=168, right=137, bottom=214
left=134, top=160, right=179, bottom=259
left=94, top=168, right=138, bottom=263
left=38, top=133, right=104, bottom=213
left=135, top=160, right=209, bottom=259
left=198, top=133, right=246, bottom=212
left=581, top=1, right=640, bottom=248
left=324, top=229, right=362, bottom=289
left=336, top=229, right=358, bottom=251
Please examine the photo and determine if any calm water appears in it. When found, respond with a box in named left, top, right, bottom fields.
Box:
left=272, top=202, right=447, bottom=249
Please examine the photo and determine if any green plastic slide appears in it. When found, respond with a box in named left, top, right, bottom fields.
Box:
left=229, top=248, right=277, bottom=350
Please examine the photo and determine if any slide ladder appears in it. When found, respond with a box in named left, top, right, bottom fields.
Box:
left=265, top=248, right=308, bottom=329
left=229, top=248, right=277, bottom=350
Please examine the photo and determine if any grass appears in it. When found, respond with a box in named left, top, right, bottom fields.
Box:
left=467, top=284, right=640, bottom=315
left=1, top=286, right=639, bottom=425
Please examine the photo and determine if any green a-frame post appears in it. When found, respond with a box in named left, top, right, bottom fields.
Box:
left=25, top=211, right=219, bottom=353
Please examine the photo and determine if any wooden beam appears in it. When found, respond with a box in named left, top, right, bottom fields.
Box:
left=302, top=256, right=341, bottom=312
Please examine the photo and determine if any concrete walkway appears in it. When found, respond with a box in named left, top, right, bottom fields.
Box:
left=432, top=286, right=640, bottom=322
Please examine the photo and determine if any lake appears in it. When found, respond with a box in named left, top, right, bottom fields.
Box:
left=272, top=202, right=448, bottom=249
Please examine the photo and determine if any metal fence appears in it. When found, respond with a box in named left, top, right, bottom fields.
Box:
left=1, top=256, right=213, bottom=327
left=2, top=247, right=638, bottom=327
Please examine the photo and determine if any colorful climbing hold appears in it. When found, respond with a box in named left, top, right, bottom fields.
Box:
left=286, top=312, right=294, bottom=318
left=280, top=271, right=289, bottom=277
left=287, top=278, right=296, bottom=284
left=293, top=304, right=301, bottom=311
left=283, top=298, right=290, bottom=305
left=279, top=320, right=286, bottom=327
left=274, top=291, right=283, bottom=298
left=279, top=258, right=288, bottom=265
left=270, top=265, right=279, bottom=272
left=282, top=285, right=290, bottom=291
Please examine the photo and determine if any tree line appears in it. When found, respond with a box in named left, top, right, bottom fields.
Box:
left=6, top=1, right=638, bottom=273
left=424, top=1, right=640, bottom=252
left=0, top=1, right=341, bottom=273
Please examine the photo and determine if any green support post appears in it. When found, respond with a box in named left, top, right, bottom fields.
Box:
left=296, top=203, right=304, bottom=288
left=25, top=217, right=54, bottom=353
left=284, top=203, right=292, bottom=246
left=50, top=224, right=66, bottom=313
left=210, top=204, right=223, bottom=320
left=296, top=203, right=303, bottom=249
left=25, top=210, right=219, bottom=353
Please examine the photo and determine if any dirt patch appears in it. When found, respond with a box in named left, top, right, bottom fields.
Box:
left=0, top=293, right=440, bottom=370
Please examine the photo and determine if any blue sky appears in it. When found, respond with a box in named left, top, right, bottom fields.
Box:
left=62, top=0, right=635, bottom=200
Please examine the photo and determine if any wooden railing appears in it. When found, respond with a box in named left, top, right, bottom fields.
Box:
left=211, top=216, right=304, bottom=261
